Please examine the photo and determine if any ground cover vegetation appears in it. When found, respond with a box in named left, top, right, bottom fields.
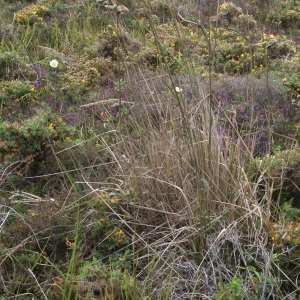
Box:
left=1, top=0, right=300, bottom=298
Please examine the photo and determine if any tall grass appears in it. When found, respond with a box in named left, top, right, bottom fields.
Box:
left=105, top=69, right=269, bottom=296
left=98, top=2, right=289, bottom=298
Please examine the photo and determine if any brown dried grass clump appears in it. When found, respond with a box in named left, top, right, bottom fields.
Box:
left=90, top=70, right=273, bottom=298
left=109, top=71, right=265, bottom=243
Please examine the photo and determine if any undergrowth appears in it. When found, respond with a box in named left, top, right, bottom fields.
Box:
left=0, top=0, right=300, bottom=299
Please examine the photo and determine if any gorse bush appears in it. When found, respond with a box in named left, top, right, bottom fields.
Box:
left=266, top=1, right=300, bottom=30
left=0, top=80, right=36, bottom=112
left=0, top=110, right=73, bottom=173
left=0, top=51, right=30, bottom=80
left=61, top=55, right=117, bottom=102
left=15, top=4, right=51, bottom=25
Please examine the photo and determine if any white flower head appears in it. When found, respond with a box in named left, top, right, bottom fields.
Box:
left=175, top=86, right=183, bottom=93
left=50, top=59, right=58, bottom=68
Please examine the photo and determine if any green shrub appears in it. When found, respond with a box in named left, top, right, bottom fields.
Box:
left=213, top=276, right=243, bottom=300
left=15, top=4, right=51, bottom=25
left=0, top=51, right=30, bottom=80
left=0, top=109, right=73, bottom=172
left=0, top=80, right=36, bottom=113
left=267, top=3, right=300, bottom=30
left=61, top=56, right=116, bottom=102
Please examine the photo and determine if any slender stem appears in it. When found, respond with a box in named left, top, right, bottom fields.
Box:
left=117, top=12, right=122, bottom=125
left=178, top=6, right=213, bottom=172
left=28, top=268, right=48, bottom=300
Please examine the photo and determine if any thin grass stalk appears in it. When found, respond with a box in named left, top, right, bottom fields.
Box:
left=177, top=4, right=218, bottom=233
left=144, top=3, right=193, bottom=148
left=28, top=268, right=48, bottom=300
left=62, top=216, right=80, bottom=300
left=48, top=143, right=84, bottom=196
left=172, top=17, right=208, bottom=216
left=116, top=10, right=123, bottom=126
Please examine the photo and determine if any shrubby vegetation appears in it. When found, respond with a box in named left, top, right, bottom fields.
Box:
left=1, top=0, right=300, bottom=298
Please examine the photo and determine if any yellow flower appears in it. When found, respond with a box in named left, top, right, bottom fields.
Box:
left=65, top=136, right=71, bottom=141
left=48, top=123, right=54, bottom=129
left=98, top=219, right=105, bottom=225
left=269, top=34, right=275, bottom=39
left=283, top=77, right=287, bottom=82
left=110, top=199, right=119, bottom=203
left=31, top=87, right=35, bottom=92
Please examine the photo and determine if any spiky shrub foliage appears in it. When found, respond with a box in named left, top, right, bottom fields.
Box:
left=61, top=55, right=117, bottom=102
left=136, top=22, right=195, bottom=69
left=251, top=149, right=300, bottom=204
left=137, top=4, right=295, bottom=76
left=251, top=0, right=276, bottom=13
left=211, top=27, right=295, bottom=75
left=32, top=48, right=118, bottom=104
left=281, top=52, right=300, bottom=96
left=0, top=51, right=32, bottom=80
left=0, top=80, right=36, bottom=113
left=0, top=110, right=73, bottom=173
left=15, top=4, right=51, bottom=25
left=94, top=25, right=142, bottom=61
left=214, top=2, right=243, bottom=27
left=267, top=2, right=300, bottom=30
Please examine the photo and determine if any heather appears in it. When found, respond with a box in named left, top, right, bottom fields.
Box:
left=1, top=0, right=300, bottom=298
